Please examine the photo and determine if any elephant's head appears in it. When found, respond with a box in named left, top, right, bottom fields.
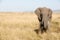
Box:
left=35, top=7, right=52, bottom=33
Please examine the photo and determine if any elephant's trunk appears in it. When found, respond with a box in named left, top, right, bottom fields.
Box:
left=40, top=13, right=48, bottom=33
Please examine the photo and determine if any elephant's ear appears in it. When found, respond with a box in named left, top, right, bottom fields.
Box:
left=48, top=9, right=52, bottom=21
left=35, top=8, right=41, bottom=16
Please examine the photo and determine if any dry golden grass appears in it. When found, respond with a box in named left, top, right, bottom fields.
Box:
left=0, top=12, right=60, bottom=40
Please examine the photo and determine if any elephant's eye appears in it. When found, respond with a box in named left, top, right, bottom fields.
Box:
left=40, top=13, right=43, bottom=21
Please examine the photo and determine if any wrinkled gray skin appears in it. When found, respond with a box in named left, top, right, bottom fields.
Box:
left=35, top=7, right=52, bottom=33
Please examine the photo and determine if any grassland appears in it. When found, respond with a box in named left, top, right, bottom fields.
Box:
left=0, top=12, right=60, bottom=40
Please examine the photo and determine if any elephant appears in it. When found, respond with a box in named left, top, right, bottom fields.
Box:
left=35, top=7, right=52, bottom=33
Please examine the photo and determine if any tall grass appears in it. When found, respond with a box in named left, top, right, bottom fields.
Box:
left=0, top=12, right=60, bottom=40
